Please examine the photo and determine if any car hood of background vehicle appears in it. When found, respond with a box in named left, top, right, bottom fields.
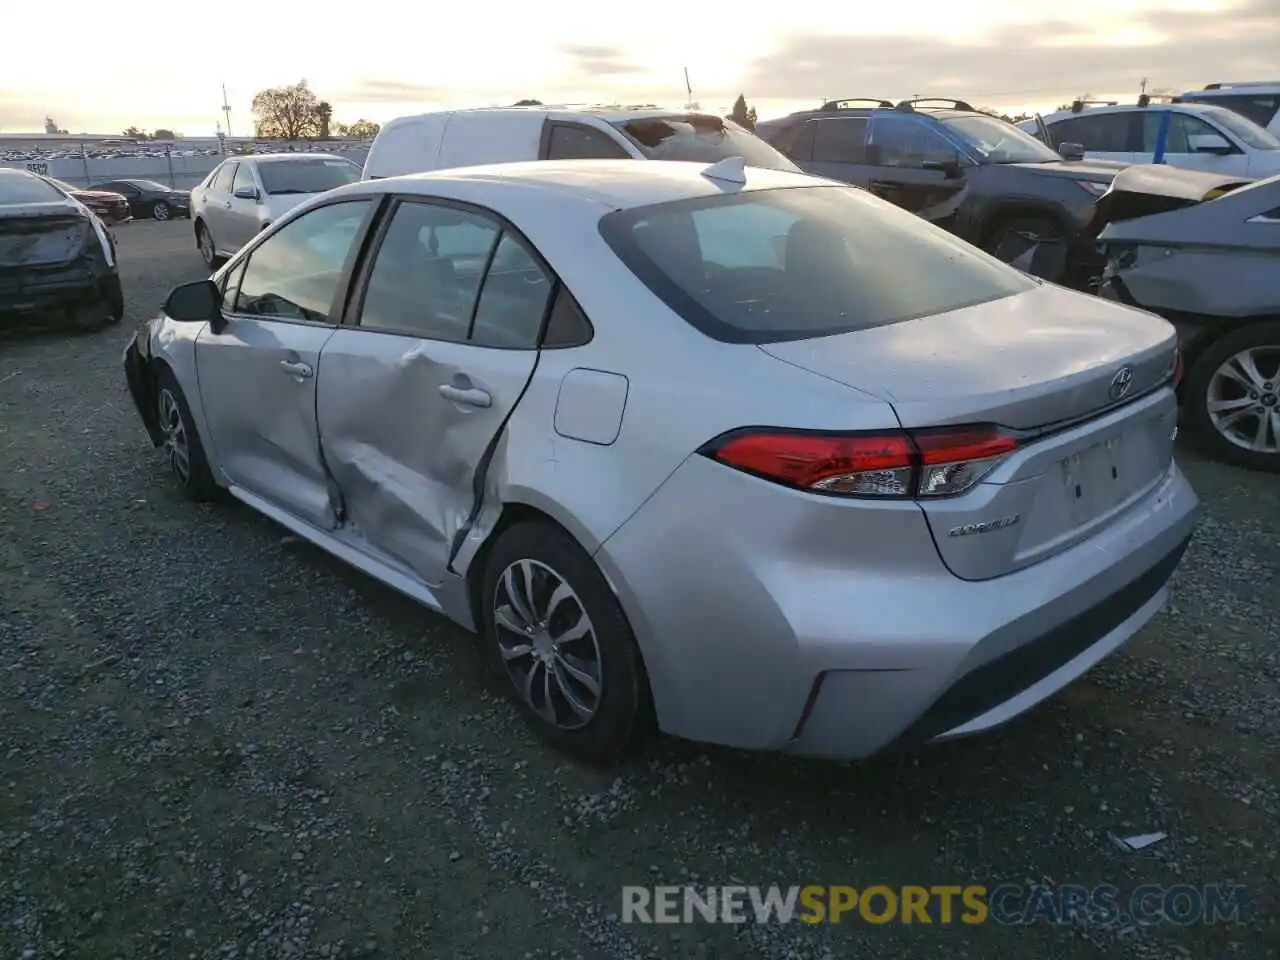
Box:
left=756, top=282, right=1175, bottom=431
left=1006, top=159, right=1129, bottom=181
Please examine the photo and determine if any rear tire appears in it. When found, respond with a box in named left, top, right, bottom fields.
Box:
left=1183, top=321, right=1280, bottom=473
left=102, top=274, right=124, bottom=325
left=984, top=214, right=1063, bottom=265
left=479, top=521, right=650, bottom=764
left=154, top=367, right=222, bottom=500
left=152, top=201, right=171, bottom=221
left=196, top=220, right=222, bottom=269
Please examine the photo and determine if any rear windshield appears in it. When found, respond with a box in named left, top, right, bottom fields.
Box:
left=599, top=185, right=1035, bottom=344
left=258, top=158, right=361, bottom=195
left=611, top=116, right=800, bottom=171
left=0, top=174, right=66, bottom=205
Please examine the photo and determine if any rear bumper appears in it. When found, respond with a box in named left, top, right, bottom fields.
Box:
left=595, top=454, right=1198, bottom=759
left=123, top=327, right=163, bottom=445
left=0, top=266, right=118, bottom=329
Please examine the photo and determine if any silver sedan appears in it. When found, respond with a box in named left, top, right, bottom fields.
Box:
left=124, top=159, right=1198, bottom=762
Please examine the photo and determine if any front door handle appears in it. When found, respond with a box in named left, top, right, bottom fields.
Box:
left=438, top=384, right=492, bottom=408
left=279, top=359, right=313, bottom=379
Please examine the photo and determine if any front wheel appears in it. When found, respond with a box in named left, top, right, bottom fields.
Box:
left=152, top=201, right=171, bottom=221
left=985, top=215, right=1063, bottom=266
left=480, top=521, right=650, bottom=763
left=155, top=367, right=222, bottom=499
left=1184, top=321, right=1280, bottom=473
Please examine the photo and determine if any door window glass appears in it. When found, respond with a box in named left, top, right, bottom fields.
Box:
left=811, top=118, right=868, bottom=163
left=1143, top=112, right=1235, bottom=153
left=211, top=163, right=237, bottom=193
left=469, top=234, right=554, bottom=348
left=357, top=202, right=501, bottom=340
left=546, top=124, right=632, bottom=159
left=232, top=163, right=257, bottom=195
left=865, top=116, right=957, bottom=167
left=1048, top=113, right=1133, bottom=152
left=232, top=199, right=370, bottom=323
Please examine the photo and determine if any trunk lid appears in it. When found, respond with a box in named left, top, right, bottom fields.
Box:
left=759, top=283, right=1180, bottom=580
left=0, top=208, right=90, bottom=268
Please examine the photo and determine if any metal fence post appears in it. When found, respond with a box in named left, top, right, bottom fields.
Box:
left=165, top=145, right=175, bottom=188
left=80, top=140, right=92, bottom=188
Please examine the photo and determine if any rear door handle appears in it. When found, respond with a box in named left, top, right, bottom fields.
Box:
left=438, top=384, right=492, bottom=408
left=279, top=359, right=313, bottom=379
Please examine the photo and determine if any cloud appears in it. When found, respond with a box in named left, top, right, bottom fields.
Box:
left=744, top=0, right=1280, bottom=107
left=560, top=44, right=643, bottom=77
left=335, top=79, right=450, bottom=104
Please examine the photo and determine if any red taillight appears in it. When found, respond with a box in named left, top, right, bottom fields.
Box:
left=703, top=425, right=1019, bottom=499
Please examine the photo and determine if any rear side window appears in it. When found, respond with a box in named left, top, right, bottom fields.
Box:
left=0, top=174, right=65, bottom=204
left=811, top=118, right=868, bottom=163
left=599, top=185, right=1035, bottom=344
left=1047, top=113, right=1135, bottom=152
left=545, top=124, right=631, bottom=160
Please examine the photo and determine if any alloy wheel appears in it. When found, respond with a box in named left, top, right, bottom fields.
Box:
left=158, top=388, right=191, bottom=483
left=153, top=202, right=171, bottom=221
left=492, top=559, right=603, bottom=730
left=1206, top=345, right=1280, bottom=455
left=197, top=225, right=215, bottom=266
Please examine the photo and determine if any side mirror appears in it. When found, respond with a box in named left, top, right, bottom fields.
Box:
left=233, top=185, right=260, bottom=200
left=164, top=279, right=222, bottom=329
left=1058, top=142, right=1086, bottom=162
left=1189, top=133, right=1233, bottom=155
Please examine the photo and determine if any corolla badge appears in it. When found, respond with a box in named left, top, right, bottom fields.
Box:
left=948, top=514, right=1020, bottom=538
left=1109, top=365, right=1135, bottom=402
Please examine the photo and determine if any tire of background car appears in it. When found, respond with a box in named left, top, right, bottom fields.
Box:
left=102, top=274, right=124, bottom=325
left=1183, top=320, right=1280, bottom=473
left=195, top=220, right=222, bottom=269
left=479, top=520, right=651, bottom=763
left=154, top=366, right=222, bottom=499
left=983, top=213, right=1064, bottom=264
left=152, top=201, right=171, bottom=221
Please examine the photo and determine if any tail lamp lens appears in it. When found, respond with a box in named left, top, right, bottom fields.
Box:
left=703, top=425, right=1019, bottom=499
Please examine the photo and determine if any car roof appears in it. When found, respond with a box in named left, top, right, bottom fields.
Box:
left=238, top=153, right=353, bottom=164
left=344, top=159, right=821, bottom=212
left=385, top=107, right=724, bottom=126
left=1040, top=102, right=1229, bottom=122
left=779, top=105, right=982, bottom=122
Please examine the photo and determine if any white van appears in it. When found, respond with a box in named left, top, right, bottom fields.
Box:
left=361, top=107, right=800, bottom=179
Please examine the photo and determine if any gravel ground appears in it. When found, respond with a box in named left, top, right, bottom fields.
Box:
left=1, top=220, right=1276, bottom=960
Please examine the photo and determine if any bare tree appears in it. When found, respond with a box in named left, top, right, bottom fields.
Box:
left=252, top=80, right=321, bottom=140
left=336, top=119, right=381, bottom=138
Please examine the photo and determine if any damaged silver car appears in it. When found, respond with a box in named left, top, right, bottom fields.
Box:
left=1096, top=167, right=1280, bottom=472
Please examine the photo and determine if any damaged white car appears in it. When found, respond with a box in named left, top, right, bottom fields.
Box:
left=123, top=160, right=1197, bottom=762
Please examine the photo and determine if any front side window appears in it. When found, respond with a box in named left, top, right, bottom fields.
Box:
left=865, top=116, right=960, bottom=167
left=941, top=113, right=1062, bottom=163
left=232, top=199, right=370, bottom=322
left=612, top=116, right=800, bottom=171
left=211, top=163, right=237, bottom=193
left=1143, top=112, right=1238, bottom=153
left=811, top=118, right=868, bottom=163
left=232, top=164, right=257, bottom=194
left=357, top=202, right=502, bottom=340
left=599, top=185, right=1035, bottom=344
left=257, top=158, right=360, bottom=196
left=545, top=124, right=631, bottom=160
left=1198, top=106, right=1280, bottom=150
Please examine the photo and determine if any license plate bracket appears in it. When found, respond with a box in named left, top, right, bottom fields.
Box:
left=1061, top=434, right=1127, bottom=523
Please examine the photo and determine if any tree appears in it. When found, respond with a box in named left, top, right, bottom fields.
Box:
left=512, top=99, right=543, bottom=106
left=152, top=128, right=177, bottom=140
left=336, top=119, right=380, bottom=139
left=44, top=116, right=67, bottom=134
left=314, top=101, right=333, bottom=139
left=123, top=126, right=148, bottom=139
left=252, top=80, right=321, bottom=140
left=727, top=94, right=756, bottom=131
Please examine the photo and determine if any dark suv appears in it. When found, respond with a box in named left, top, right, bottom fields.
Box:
left=758, top=98, right=1129, bottom=284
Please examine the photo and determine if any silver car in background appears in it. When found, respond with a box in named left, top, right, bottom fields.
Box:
left=124, top=160, right=1198, bottom=763
left=190, top=153, right=360, bottom=268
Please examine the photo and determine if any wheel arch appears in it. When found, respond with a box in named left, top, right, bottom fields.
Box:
left=977, top=201, right=1069, bottom=249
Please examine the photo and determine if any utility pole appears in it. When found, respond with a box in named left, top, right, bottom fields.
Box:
left=683, top=67, right=697, bottom=110
left=221, top=84, right=233, bottom=138
left=1140, top=77, right=1148, bottom=96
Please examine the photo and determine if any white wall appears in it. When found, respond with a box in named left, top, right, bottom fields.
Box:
left=1, top=149, right=370, bottom=189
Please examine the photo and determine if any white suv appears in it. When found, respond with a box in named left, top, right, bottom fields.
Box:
left=1175, top=81, right=1280, bottom=136
left=1018, top=102, right=1280, bottom=178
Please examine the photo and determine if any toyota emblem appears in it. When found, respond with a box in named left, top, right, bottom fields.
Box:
left=1109, top=365, right=1135, bottom=402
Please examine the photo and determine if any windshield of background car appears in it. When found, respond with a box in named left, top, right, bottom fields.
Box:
left=941, top=114, right=1064, bottom=163
left=612, top=116, right=801, bottom=171
left=0, top=175, right=67, bottom=204
left=257, top=158, right=361, bottom=195
left=599, top=185, right=1036, bottom=344
left=1197, top=106, right=1280, bottom=150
